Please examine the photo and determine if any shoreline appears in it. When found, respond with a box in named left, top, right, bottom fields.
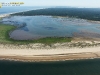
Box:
left=1, top=11, right=100, bottom=62
left=0, top=47, right=100, bottom=62
left=0, top=53, right=99, bottom=62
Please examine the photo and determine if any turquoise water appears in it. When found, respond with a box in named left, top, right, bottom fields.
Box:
left=0, top=59, right=100, bottom=75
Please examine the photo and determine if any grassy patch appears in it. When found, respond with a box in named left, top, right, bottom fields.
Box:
left=33, top=37, right=71, bottom=45
left=0, top=24, right=16, bottom=43
left=0, top=24, right=72, bottom=45
left=0, top=17, right=2, bottom=20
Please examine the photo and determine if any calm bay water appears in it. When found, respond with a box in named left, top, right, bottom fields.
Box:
left=1, top=7, right=100, bottom=40
left=2, top=16, right=100, bottom=40
left=0, top=59, right=100, bottom=75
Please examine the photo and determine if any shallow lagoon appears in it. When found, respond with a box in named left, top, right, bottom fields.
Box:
left=2, top=16, right=100, bottom=40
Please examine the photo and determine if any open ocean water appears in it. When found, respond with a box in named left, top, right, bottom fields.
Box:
left=0, top=59, right=100, bottom=75
left=0, top=6, right=45, bottom=14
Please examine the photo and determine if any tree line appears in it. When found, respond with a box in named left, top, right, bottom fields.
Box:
left=12, top=8, right=100, bottom=21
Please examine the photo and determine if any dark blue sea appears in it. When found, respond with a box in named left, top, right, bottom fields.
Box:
left=0, top=59, right=100, bottom=75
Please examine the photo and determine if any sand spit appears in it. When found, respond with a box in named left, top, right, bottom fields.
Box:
left=0, top=37, right=100, bottom=62
left=0, top=45, right=100, bottom=62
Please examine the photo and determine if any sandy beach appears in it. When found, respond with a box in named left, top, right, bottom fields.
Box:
left=0, top=46, right=100, bottom=62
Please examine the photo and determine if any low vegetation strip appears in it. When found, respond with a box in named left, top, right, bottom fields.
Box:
left=0, top=24, right=16, bottom=43
left=33, top=37, right=71, bottom=45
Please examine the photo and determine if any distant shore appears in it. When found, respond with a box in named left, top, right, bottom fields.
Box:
left=0, top=8, right=42, bottom=18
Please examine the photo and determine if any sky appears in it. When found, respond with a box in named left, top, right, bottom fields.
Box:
left=0, top=0, right=100, bottom=8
